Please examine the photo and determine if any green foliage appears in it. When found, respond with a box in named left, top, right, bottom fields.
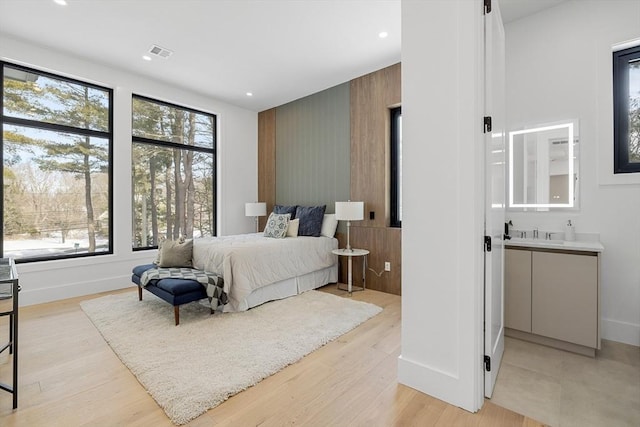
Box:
left=2, top=66, right=111, bottom=257
left=132, top=97, right=215, bottom=248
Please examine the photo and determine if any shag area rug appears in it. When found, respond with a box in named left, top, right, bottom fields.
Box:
left=80, top=290, right=382, bottom=425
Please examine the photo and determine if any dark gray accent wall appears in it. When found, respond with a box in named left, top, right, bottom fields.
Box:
left=275, top=82, right=350, bottom=213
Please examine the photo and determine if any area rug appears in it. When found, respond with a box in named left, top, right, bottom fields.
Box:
left=80, top=290, right=382, bottom=425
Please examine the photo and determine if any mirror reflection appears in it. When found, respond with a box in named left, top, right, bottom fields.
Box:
left=509, top=120, right=579, bottom=209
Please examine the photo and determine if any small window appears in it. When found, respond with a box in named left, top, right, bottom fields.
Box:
left=613, top=45, right=640, bottom=173
left=1, top=63, right=113, bottom=262
left=390, top=106, right=402, bottom=227
left=131, top=95, right=216, bottom=249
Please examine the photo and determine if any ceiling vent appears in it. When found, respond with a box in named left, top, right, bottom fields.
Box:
left=148, top=45, right=173, bottom=59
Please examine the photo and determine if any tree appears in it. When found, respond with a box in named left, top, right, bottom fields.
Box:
left=3, top=67, right=110, bottom=255
left=131, top=97, right=215, bottom=247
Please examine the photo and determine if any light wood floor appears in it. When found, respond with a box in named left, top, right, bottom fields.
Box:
left=0, top=285, right=543, bottom=426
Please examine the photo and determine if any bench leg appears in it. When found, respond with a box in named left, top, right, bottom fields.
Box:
left=174, top=306, right=180, bottom=326
left=138, top=286, right=142, bottom=301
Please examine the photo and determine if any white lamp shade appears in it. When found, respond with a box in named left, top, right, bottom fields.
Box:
left=245, top=202, right=267, bottom=217
left=335, top=201, right=364, bottom=221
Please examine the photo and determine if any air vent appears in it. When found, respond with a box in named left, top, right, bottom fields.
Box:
left=148, top=45, right=173, bottom=59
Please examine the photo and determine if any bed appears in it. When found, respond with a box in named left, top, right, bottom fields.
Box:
left=191, top=232, right=338, bottom=312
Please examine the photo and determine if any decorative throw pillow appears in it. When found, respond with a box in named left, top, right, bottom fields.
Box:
left=286, top=218, right=300, bottom=237
left=264, top=213, right=291, bottom=238
left=320, top=214, right=339, bottom=237
left=158, top=239, right=193, bottom=268
left=295, top=205, right=326, bottom=237
left=273, top=204, right=298, bottom=220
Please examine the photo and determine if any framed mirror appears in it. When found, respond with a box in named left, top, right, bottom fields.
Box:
left=508, top=119, right=579, bottom=210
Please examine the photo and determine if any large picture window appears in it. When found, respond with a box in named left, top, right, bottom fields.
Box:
left=613, top=45, right=640, bottom=173
left=1, top=63, right=113, bottom=262
left=132, top=95, right=216, bottom=249
left=390, top=106, right=402, bottom=227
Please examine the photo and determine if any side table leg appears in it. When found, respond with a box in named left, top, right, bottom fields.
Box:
left=347, top=256, right=353, bottom=295
left=363, top=254, right=367, bottom=290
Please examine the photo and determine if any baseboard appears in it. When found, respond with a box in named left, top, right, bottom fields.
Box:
left=19, top=275, right=133, bottom=306
left=601, top=318, right=640, bottom=347
left=505, top=328, right=596, bottom=357
left=397, top=355, right=478, bottom=412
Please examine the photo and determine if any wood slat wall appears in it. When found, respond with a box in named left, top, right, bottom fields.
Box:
left=258, top=108, right=276, bottom=231
left=350, top=63, right=402, bottom=295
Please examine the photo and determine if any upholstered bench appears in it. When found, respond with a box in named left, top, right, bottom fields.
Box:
left=132, top=264, right=209, bottom=325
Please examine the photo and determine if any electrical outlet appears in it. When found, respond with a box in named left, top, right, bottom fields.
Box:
left=384, top=262, right=391, bottom=271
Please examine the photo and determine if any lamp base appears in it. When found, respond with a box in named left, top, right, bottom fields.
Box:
left=345, top=221, right=353, bottom=251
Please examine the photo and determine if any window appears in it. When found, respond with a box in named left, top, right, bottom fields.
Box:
left=613, top=45, right=640, bottom=173
left=390, top=106, right=402, bottom=227
left=132, top=95, right=216, bottom=249
left=1, top=63, right=113, bottom=262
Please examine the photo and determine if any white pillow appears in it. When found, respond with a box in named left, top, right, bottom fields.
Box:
left=320, top=214, right=338, bottom=237
left=287, top=218, right=299, bottom=237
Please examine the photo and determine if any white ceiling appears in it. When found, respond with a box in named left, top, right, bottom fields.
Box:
left=0, top=0, right=565, bottom=112
left=498, top=0, right=567, bottom=24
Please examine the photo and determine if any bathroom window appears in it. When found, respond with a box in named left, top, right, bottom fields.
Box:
left=613, top=45, right=640, bottom=173
left=390, top=106, right=402, bottom=227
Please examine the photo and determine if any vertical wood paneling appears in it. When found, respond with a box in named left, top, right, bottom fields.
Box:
left=350, top=227, right=402, bottom=295
left=350, top=63, right=402, bottom=295
left=350, top=63, right=401, bottom=227
left=258, top=109, right=276, bottom=230
left=275, top=83, right=350, bottom=210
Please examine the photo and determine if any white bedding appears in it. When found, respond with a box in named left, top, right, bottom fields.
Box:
left=192, top=233, right=338, bottom=312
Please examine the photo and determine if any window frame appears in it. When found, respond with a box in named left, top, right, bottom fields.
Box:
left=613, top=45, right=640, bottom=174
left=1, top=61, right=114, bottom=263
left=390, top=106, right=402, bottom=228
left=131, top=94, right=217, bottom=251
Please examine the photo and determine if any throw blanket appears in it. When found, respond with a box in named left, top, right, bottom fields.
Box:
left=140, top=267, right=227, bottom=311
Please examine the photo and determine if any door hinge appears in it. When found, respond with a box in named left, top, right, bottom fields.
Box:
left=484, top=0, right=491, bottom=14
left=484, top=355, right=491, bottom=371
left=484, top=116, right=492, bottom=133
left=484, top=235, right=492, bottom=252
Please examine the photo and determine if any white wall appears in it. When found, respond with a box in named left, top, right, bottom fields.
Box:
left=505, top=1, right=640, bottom=345
left=0, top=34, right=258, bottom=306
left=399, top=0, right=485, bottom=412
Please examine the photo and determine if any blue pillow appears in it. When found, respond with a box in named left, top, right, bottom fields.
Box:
left=273, top=204, right=297, bottom=219
left=295, top=205, right=326, bottom=237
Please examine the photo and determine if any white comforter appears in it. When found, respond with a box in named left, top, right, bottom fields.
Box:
left=192, top=233, right=338, bottom=311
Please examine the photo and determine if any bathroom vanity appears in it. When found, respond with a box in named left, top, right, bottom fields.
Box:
left=504, top=238, right=604, bottom=357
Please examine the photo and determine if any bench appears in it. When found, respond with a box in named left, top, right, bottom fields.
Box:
left=132, top=264, right=209, bottom=325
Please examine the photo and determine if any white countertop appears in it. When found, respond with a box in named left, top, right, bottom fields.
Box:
left=506, top=237, right=604, bottom=253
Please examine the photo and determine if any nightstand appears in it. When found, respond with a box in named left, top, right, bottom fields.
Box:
left=332, top=248, right=369, bottom=294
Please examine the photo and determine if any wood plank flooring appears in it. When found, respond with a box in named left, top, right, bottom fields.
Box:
left=0, top=286, right=543, bottom=426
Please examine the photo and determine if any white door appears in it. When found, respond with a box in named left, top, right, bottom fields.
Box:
left=484, top=0, right=506, bottom=398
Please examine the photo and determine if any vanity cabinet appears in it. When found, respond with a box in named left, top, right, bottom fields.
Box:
left=505, top=249, right=532, bottom=332
left=505, top=246, right=600, bottom=355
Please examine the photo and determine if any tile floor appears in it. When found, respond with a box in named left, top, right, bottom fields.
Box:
left=490, top=337, right=640, bottom=427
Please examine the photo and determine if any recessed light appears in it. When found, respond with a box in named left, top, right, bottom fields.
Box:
left=142, top=55, right=152, bottom=61
left=246, top=92, right=253, bottom=97
left=378, top=31, right=389, bottom=39
left=53, top=0, right=67, bottom=5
